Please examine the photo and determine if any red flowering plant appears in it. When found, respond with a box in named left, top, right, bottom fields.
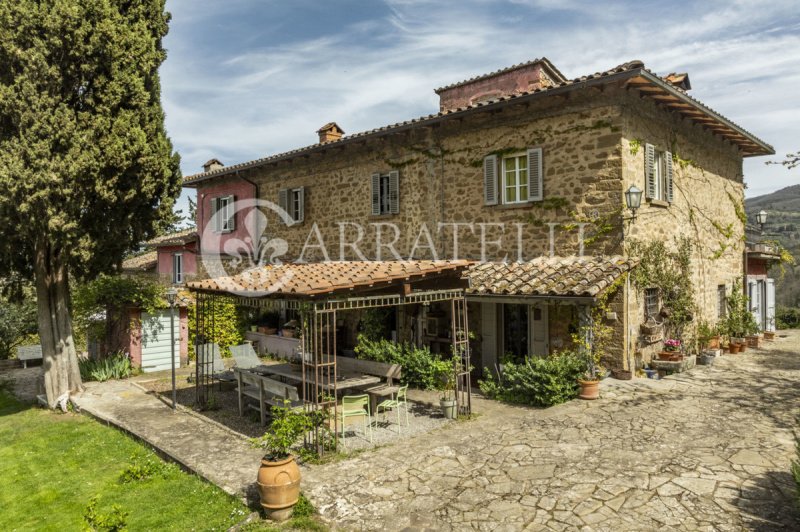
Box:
left=663, top=339, right=682, bottom=352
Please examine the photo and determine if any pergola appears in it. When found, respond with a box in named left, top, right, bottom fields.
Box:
left=186, top=260, right=473, bottom=453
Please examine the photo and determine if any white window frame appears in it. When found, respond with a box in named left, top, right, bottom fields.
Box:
left=213, top=195, right=234, bottom=233
left=172, top=253, right=183, bottom=284
left=289, top=188, right=303, bottom=223
left=502, top=152, right=529, bottom=205
left=653, top=150, right=664, bottom=201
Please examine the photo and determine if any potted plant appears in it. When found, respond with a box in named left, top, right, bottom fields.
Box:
left=436, top=358, right=458, bottom=419
left=281, top=319, right=299, bottom=338
left=251, top=401, right=311, bottom=521
left=658, top=339, right=683, bottom=361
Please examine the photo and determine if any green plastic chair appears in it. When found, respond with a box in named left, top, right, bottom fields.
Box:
left=338, top=394, right=372, bottom=446
left=376, top=385, right=409, bottom=432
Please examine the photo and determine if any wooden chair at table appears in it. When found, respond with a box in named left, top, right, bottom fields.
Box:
left=337, top=394, right=373, bottom=447
left=376, top=384, right=409, bottom=432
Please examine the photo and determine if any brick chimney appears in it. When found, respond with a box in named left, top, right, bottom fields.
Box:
left=202, top=158, right=224, bottom=173
left=434, top=57, right=567, bottom=113
left=664, top=72, right=691, bottom=91
left=317, top=122, right=344, bottom=143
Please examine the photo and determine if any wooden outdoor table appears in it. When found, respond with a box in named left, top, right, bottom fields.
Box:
left=253, top=363, right=381, bottom=393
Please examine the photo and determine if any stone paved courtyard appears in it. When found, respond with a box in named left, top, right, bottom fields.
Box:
left=304, top=333, right=800, bottom=531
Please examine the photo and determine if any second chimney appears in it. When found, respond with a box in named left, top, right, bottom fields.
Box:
left=317, top=122, right=344, bottom=143
left=203, top=158, right=224, bottom=173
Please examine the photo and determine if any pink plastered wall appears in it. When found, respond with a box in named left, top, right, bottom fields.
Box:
left=196, top=178, right=256, bottom=255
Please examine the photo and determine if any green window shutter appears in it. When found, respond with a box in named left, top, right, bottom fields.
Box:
left=665, top=151, right=674, bottom=203
left=644, top=143, right=656, bottom=199
left=297, top=187, right=305, bottom=223
left=527, top=147, right=543, bottom=201
left=278, top=189, right=289, bottom=225
left=211, top=197, right=220, bottom=232
left=388, top=171, right=400, bottom=214
left=371, top=172, right=381, bottom=215
left=483, top=155, right=498, bottom=205
left=226, top=195, right=236, bottom=231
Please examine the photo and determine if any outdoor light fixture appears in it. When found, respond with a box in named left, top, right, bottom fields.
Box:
left=756, top=209, right=768, bottom=232
left=625, top=185, right=643, bottom=221
left=166, top=287, right=178, bottom=411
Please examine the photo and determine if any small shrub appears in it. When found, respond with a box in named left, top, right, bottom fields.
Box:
left=79, top=351, right=134, bottom=382
left=478, top=352, right=584, bottom=407
left=250, top=401, right=324, bottom=460
left=776, top=306, right=800, bottom=330
left=292, top=493, right=315, bottom=518
left=118, top=452, right=175, bottom=483
left=83, top=496, right=128, bottom=532
left=355, top=335, right=448, bottom=390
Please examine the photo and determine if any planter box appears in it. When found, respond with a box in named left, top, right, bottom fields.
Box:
left=745, top=335, right=760, bottom=348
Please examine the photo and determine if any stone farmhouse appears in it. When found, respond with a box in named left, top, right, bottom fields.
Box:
left=181, top=58, right=773, bottom=375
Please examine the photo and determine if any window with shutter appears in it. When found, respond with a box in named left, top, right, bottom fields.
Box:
left=527, top=147, right=543, bottom=201
left=211, top=196, right=235, bottom=233
left=483, top=155, right=498, bottom=205
left=370, top=171, right=400, bottom=215
left=501, top=152, right=530, bottom=204
left=644, top=143, right=672, bottom=203
left=279, top=188, right=305, bottom=224
left=210, top=197, right=220, bottom=232
left=224, top=195, right=236, bottom=232
left=172, top=253, right=183, bottom=284
left=296, top=187, right=305, bottom=223
left=278, top=188, right=288, bottom=219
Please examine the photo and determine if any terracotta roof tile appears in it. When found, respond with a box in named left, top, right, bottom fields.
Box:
left=183, top=59, right=771, bottom=186
left=122, top=251, right=158, bottom=271
left=145, top=228, right=197, bottom=247
left=187, top=260, right=471, bottom=298
left=466, top=256, right=637, bottom=298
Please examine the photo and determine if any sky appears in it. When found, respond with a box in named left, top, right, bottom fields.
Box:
left=160, top=0, right=800, bottom=215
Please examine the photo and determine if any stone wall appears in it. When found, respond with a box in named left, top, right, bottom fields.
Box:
left=619, top=91, right=745, bottom=366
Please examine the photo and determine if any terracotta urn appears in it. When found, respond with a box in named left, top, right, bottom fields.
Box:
left=578, top=379, right=600, bottom=400
left=257, top=456, right=301, bottom=521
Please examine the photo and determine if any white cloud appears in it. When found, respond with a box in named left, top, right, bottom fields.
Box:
left=161, top=0, right=800, bottom=197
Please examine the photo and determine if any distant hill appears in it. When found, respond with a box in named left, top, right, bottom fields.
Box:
left=745, top=184, right=800, bottom=307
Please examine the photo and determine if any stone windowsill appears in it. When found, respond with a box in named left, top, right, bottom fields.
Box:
left=647, top=199, right=670, bottom=209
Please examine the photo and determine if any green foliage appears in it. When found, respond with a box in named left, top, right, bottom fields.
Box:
left=478, top=352, right=584, bottom=407
left=355, top=335, right=449, bottom=390
left=0, top=0, right=181, bottom=282
left=358, top=309, right=391, bottom=341
left=629, top=138, right=642, bottom=156
left=188, top=298, right=243, bottom=359
left=722, top=279, right=760, bottom=337
left=251, top=401, right=316, bottom=460
left=79, top=351, right=135, bottom=382
left=293, top=493, right=315, bottom=518
left=776, top=306, right=800, bottom=329
left=118, top=452, right=176, bottom=483
left=0, top=290, right=38, bottom=359
left=83, top=496, right=128, bottom=532
left=629, top=237, right=696, bottom=340
left=74, top=275, right=165, bottom=321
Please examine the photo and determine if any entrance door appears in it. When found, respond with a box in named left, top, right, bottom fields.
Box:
left=529, top=304, right=549, bottom=356
left=141, top=310, right=180, bottom=373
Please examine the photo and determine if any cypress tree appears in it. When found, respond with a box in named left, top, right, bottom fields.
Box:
left=0, top=0, right=181, bottom=407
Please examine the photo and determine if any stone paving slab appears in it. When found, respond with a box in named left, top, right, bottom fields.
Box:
left=72, top=380, right=263, bottom=500
left=303, top=333, right=800, bottom=531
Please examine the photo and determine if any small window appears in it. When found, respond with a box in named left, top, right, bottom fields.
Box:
left=503, top=153, right=529, bottom=204
left=278, top=187, right=305, bottom=225
left=172, top=253, right=183, bottom=284
left=644, top=144, right=673, bottom=203
left=645, top=288, right=659, bottom=318
left=371, top=171, right=399, bottom=215
left=718, top=285, right=727, bottom=319
left=212, top=195, right=235, bottom=232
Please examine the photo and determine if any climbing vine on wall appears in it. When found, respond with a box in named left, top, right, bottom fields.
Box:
left=628, top=237, right=696, bottom=340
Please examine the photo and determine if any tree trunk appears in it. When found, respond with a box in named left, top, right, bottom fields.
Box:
left=34, top=241, right=82, bottom=409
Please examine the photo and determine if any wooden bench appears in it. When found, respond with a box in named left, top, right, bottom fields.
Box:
left=337, top=357, right=402, bottom=413
left=233, top=368, right=302, bottom=425
left=16, top=345, right=43, bottom=368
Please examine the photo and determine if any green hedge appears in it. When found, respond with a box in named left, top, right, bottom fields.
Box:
left=354, top=335, right=449, bottom=390
left=478, top=352, right=584, bottom=407
left=187, top=299, right=243, bottom=359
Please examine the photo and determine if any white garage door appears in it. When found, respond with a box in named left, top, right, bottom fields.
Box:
left=141, top=310, right=181, bottom=373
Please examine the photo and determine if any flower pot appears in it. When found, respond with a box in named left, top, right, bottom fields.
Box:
left=257, top=456, right=301, bottom=521
left=698, top=353, right=715, bottom=366
left=657, top=351, right=673, bottom=361
left=643, top=369, right=658, bottom=379
left=729, top=343, right=740, bottom=354
left=745, top=335, right=760, bottom=348
left=611, top=369, right=632, bottom=381
left=282, top=329, right=295, bottom=339
left=250, top=325, right=259, bottom=332
left=738, top=342, right=747, bottom=353
left=439, top=398, right=457, bottom=419
left=578, top=379, right=600, bottom=400
left=707, top=336, right=720, bottom=350
left=764, top=331, right=775, bottom=341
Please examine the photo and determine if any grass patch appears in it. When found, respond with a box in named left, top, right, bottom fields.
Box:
left=0, top=390, right=249, bottom=531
